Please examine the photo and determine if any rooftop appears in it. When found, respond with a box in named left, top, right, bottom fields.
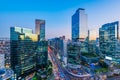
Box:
left=76, top=8, right=85, bottom=12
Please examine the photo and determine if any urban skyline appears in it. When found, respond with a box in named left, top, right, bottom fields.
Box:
left=0, top=0, right=120, bottom=39
left=1, top=0, right=120, bottom=80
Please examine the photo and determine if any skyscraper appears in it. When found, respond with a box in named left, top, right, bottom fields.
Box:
left=35, top=19, right=50, bottom=79
left=99, top=21, right=119, bottom=58
left=48, top=36, right=67, bottom=61
left=10, top=27, right=38, bottom=79
left=36, top=41, right=48, bottom=69
left=35, top=19, right=48, bottom=72
left=35, top=19, right=45, bottom=41
left=10, top=25, right=49, bottom=79
left=72, top=8, right=88, bottom=41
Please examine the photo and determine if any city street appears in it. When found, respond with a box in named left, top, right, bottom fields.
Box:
left=48, top=46, right=92, bottom=80
left=48, top=46, right=70, bottom=80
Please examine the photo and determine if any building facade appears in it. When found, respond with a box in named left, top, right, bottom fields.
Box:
left=35, top=19, right=45, bottom=41
left=48, top=36, right=67, bottom=61
left=72, top=8, right=88, bottom=41
left=36, top=41, right=48, bottom=69
left=99, top=21, right=119, bottom=58
left=10, top=25, right=48, bottom=79
left=67, top=41, right=81, bottom=65
left=0, top=38, right=10, bottom=68
left=10, top=27, right=38, bottom=79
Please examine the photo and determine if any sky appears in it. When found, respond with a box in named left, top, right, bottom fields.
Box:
left=0, top=0, right=120, bottom=39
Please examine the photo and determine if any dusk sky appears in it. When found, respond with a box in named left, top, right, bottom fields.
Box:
left=0, top=0, right=120, bottom=39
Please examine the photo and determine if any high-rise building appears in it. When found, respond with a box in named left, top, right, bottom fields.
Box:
left=72, top=8, right=88, bottom=41
left=35, top=19, right=45, bottom=41
left=10, top=27, right=38, bottom=79
left=35, top=19, right=49, bottom=79
left=48, top=36, right=67, bottom=61
left=36, top=41, right=48, bottom=69
left=10, top=25, right=49, bottom=79
left=99, top=21, right=119, bottom=58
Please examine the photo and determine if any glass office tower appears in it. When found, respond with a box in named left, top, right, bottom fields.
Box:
left=36, top=41, right=48, bottom=69
left=99, top=21, right=119, bottom=58
left=35, top=19, right=45, bottom=41
left=72, top=8, right=88, bottom=41
left=10, top=27, right=38, bottom=79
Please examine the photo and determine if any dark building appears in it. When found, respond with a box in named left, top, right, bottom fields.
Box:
left=10, top=24, right=48, bottom=79
left=10, top=27, right=38, bottom=79
left=67, top=41, right=81, bottom=65
left=36, top=41, right=48, bottom=69
left=99, top=21, right=119, bottom=58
